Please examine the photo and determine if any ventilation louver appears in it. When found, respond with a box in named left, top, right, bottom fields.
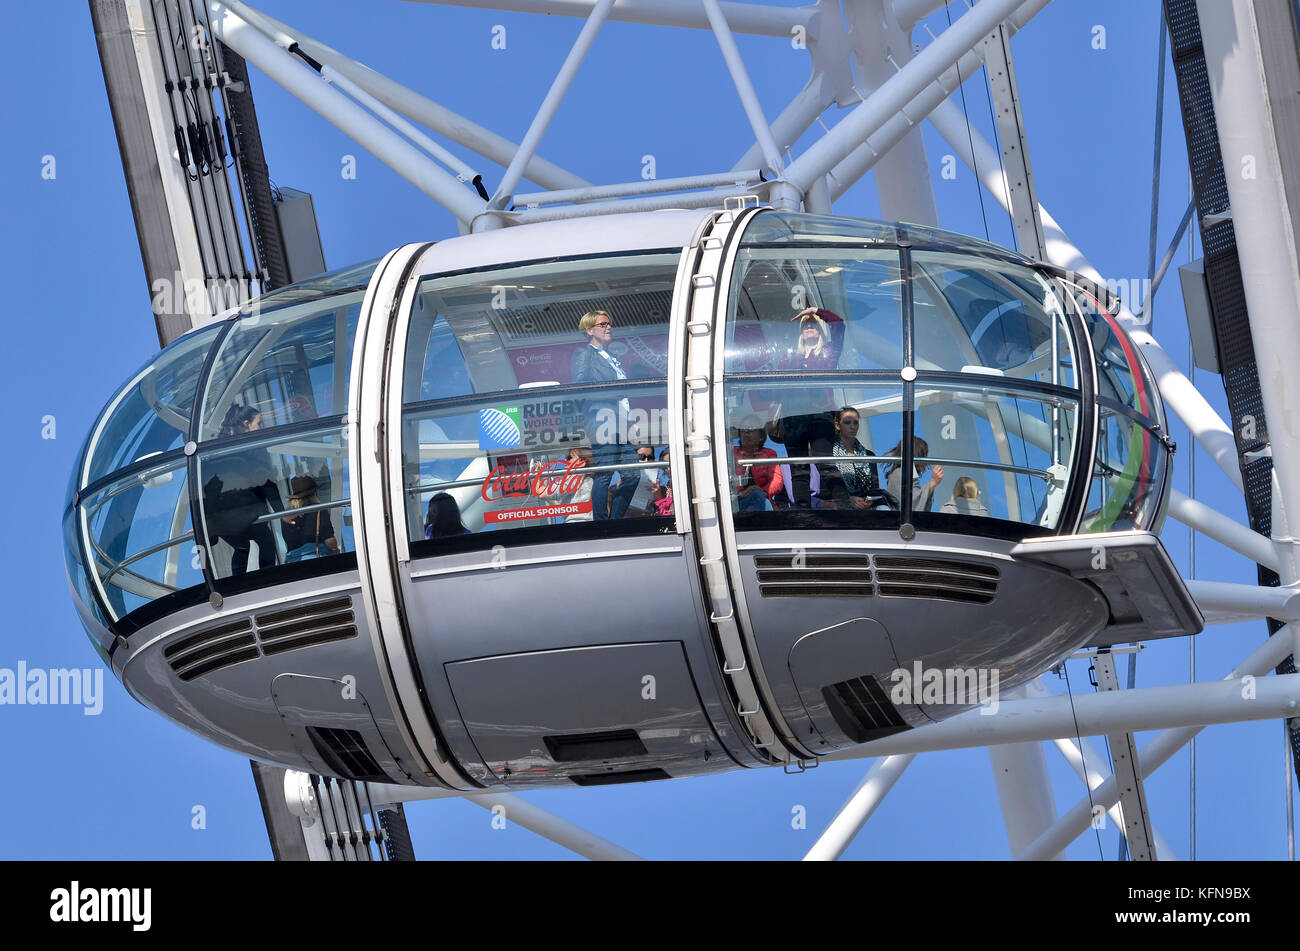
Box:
left=165, top=594, right=358, bottom=680
left=305, top=726, right=388, bottom=783
left=756, top=553, right=998, bottom=604
left=163, top=618, right=258, bottom=682
left=822, top=674, right=909, bottom=744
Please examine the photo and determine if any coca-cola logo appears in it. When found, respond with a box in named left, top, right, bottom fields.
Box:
left=481, top=458, right=586, bottom=502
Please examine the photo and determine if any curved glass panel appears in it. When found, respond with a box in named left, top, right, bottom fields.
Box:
left=726, top=382, right=903, bottom=517
left=1085, top=307, right=1156, bottom=419
left=727, top=249, right=903, bottom=373
left=63, top=503, right=110, bottom=651
left=198, top=291, right=364, bottom=441
left=911, top=251, right=1076, bottom=387
left=401, top=253, right=677, bottom=542
left=81, top=324, right=221, bottom=488
left=740, top=211, right=901, bottom=247
left=912, top=381, right=1079, bottom=529
left=79, top=455, right=201, bottom=621
left=1083, top=407, right=1169, bottom=532
left=726, top=213, right=1085, bottom=535
left=197, top=423, right=353, bottom=580
left=240, top=256, right=380, bottom=314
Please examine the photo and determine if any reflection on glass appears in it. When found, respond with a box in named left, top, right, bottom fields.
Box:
left=402, top=384, right=670, bottom=541
left=404, top=253, right=677, bottom=402
left=727, top=250, right=903, bottom=373
left=913, top=383, right=1079, bottom=529
left=199, top=292, right=362, bottom=440
left=198, top=425, right=352, bottom=580
left=401, top=253, right=677, bottom=544
left=911, top=251, right=1075, bottom=387
left=79, top=456, right=201, bottom=621
left=83, top=324, right=220, bottom=487
left=1084, top=408, right=1168, bottom=533
left=724, top=381, right=904, bottom=515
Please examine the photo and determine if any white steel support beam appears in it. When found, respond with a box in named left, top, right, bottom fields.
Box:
left=803, top=754, right=915, bottom=860
left=843, top=0, right=940, bottom=225
left=731, top=73, right=836, bottom=174
left=820, top=651, right=1299, bottom=759
left=465, top=793, right=644, bottom=860
left=979, top=22, right=1044, bottom=258
left=398, top=0, right=812, bottom=36
left=356, top=782, right=644, bottom=859
left=783, top=0, right=1024, bottom=195
left=989, top=734, right=1060, bottom=858
left=1167, top=489, right=1277, bottom=571
left=207, top=2, right=486, bottom=223
left=1017, top=627, right=1297, bottom=860
left=702, top=0, right=786, bottom=181
left=826, top=0, right=1049, bottom=203
left=321, top=65, right=483, bottom=187
left=927, top=95, right=1248, bottom=493
left=224, top=0, right=589, bottom=191
left=486, top=0, right=617, bottom=215
left=1050, top=735, right=1178, bottom=860
left=1093, top=653, right=1157, bottom=861
left=1024, top=678, right=1178, bottom=860
left=895, top=0, right=951, bottom=31
left=1187, top=578, right=1300, bottom=624
left=1197, top=2, right=1300, bottom=661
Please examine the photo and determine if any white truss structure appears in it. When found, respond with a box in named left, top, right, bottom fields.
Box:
left=204, top=0, right=1300, bottom=859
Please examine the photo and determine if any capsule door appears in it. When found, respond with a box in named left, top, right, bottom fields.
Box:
left=362, top=214, right=763, bottom=788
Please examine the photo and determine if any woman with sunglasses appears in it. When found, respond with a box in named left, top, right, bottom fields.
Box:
left=821, top=406, right=881, bottom=511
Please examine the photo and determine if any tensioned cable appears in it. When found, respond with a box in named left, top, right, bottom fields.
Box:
left=1059, top=661, right=1106, bottom=859
left=945, top=2, right=990, bottom=241
left=978, top=56, right=1017, bottom=251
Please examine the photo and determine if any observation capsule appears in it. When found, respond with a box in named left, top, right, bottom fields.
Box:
left=64, top=208, right=1199, bottom=788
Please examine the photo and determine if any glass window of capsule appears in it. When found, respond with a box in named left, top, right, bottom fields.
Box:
left=65, top=212, right=1173, bottom=640
left=722, top=213, right=1168, bottom=536
left=65, top=261, right=378, bottom=639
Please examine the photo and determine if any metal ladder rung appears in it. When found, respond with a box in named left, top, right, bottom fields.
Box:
left=699, top=553, right=724, bottom=565
left=710, top=609, right=734, bottom=622
left=692, top=274, right=716, bottom=288
left=687, top=320, right=711, bottom=333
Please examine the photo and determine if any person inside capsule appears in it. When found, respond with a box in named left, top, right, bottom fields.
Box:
left=884, top=436, right=944, bottom=513
left=821, top=406, right=882, bottom=511
left=734, top=416, right=783, bottom=511
left=202, top=403, right=284, bottom=575
left=765, top=306, right=845, bottom=509
left=940, top=476, right=989, bottom=516
left=282, top=474, right=339, bottom=561
left=570, top=309, right=641, bottom=520
left=425, top=491, right=471, bottom=538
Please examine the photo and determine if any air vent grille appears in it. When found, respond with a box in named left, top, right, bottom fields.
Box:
left=165, top=618, right=257, bottom=681
left=822, top=675, right=910, bottom=744
left=305, top=726, right=387, bottom=782
left=756, top=553, right=998, bottom=603
left=256, top=596, right=357, bottom=656
left=164, top=595, right=358, bottom=681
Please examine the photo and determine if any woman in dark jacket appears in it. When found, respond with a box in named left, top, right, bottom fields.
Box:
left=767, top=306, right=845, bottom=508
left=282, top=475, right=339, bottom=561
left=202, top=404, right=284, bottom=576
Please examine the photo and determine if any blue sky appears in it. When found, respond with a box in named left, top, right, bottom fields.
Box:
left=1, top=0, right=1293, bottom=859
